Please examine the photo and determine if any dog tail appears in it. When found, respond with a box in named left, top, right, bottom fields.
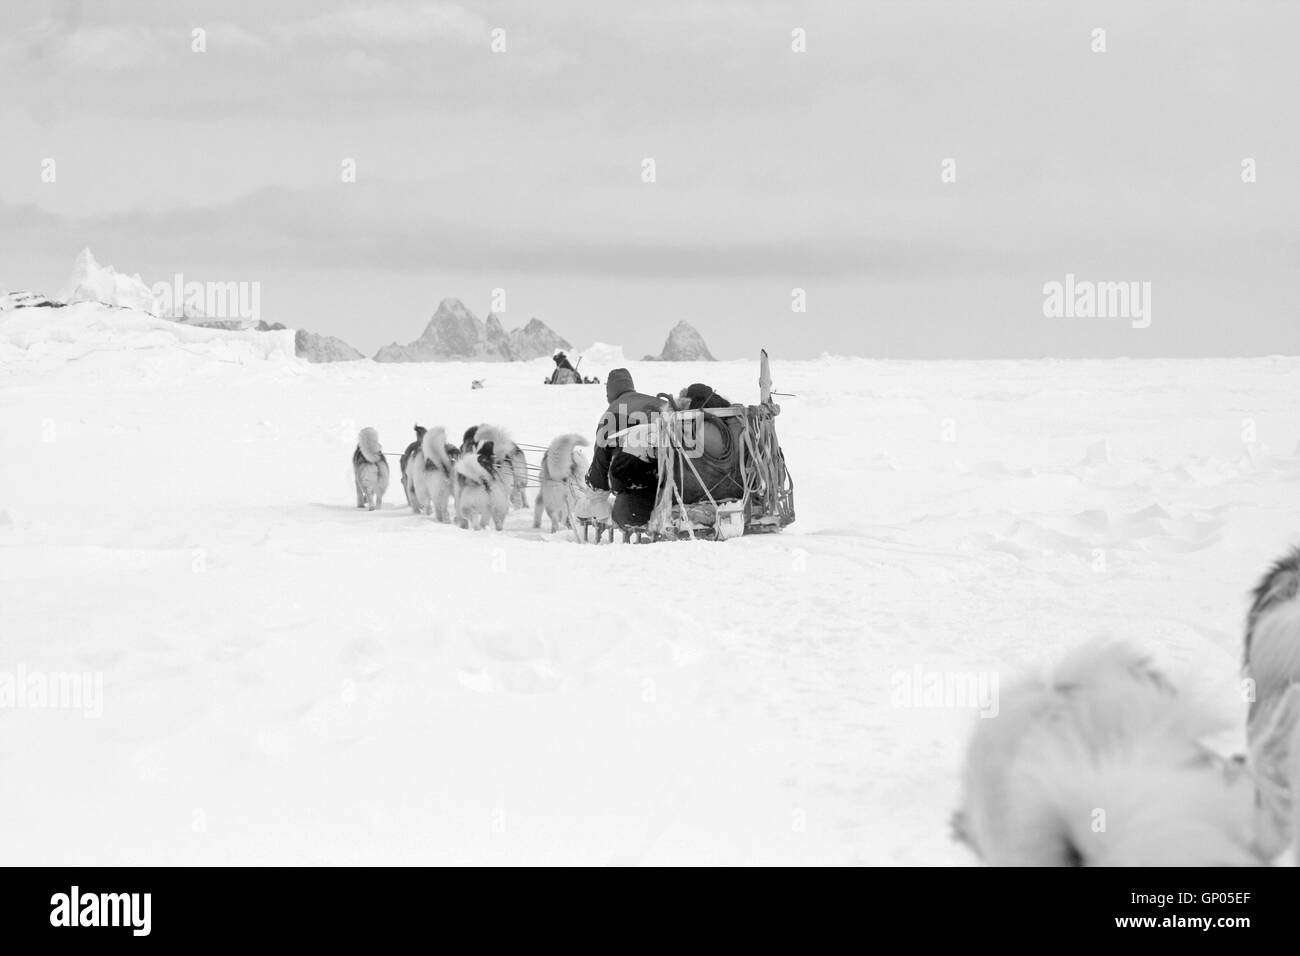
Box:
left=473, top=424, right=516, bottom=456
left=357, top=427, right=383, bottom=463
left=545, top=433, right=590, bottom=481
left=455, top=447, right=493, bottom=485
left=421, top=426, right=452, bottom=472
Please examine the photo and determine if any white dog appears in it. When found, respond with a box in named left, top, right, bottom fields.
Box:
left=1244, top=547, right=1300, bottom=861
left=533, top=433, right=590, bottom=535
left=454, top=441, right=512, bottom=531
left=353, top=427, right=389, bottom=511
left=955, top=641, right=1264, bottom=866
left=407, top=426, right=458, bottom=522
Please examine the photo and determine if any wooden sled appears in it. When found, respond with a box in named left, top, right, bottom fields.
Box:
left=628, top=350, right=795, bottom=542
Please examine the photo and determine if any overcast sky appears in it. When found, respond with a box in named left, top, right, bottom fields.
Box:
left=1, top=0, right=1297, bottom=359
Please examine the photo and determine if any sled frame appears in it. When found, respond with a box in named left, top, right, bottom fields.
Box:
left=643, top=350, right=795, bottom=541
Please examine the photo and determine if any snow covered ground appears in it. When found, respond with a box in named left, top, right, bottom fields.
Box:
left=3, top=303, right=1300, bottom=864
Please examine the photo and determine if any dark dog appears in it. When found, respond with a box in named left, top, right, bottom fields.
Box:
left=400, top=424, right=428, bottom=507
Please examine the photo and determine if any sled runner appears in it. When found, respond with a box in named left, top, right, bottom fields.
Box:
left=628, top=350, right=796, bottom=541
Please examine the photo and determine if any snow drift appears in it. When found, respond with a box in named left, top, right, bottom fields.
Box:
left=0, top=300, right=297, bottom=377
left=577, top=342, right=625, bottom=370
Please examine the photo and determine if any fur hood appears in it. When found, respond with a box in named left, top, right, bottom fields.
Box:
left=605, top=368, right=636, bottom=403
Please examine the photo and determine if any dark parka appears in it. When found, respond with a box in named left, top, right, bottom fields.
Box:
left=586, top=368, right=663, bottom=491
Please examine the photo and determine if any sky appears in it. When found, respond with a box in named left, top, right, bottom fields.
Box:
left=1, top=0, right=1297, bottom=359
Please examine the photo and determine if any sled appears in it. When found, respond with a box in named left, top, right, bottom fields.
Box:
left=544, top=353, right=601, bottom=385
left=544, top=368, right=583, bottom=385
left=633, top=350, right=795, bottom=541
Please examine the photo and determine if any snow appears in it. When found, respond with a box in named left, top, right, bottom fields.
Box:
left=2, top=305, right=1299, bottom=864
left=59, top=248, right=160, bottom=314
left=0, top=300, right=296, bottom=374
left=576, top=341, right=625, bottom=370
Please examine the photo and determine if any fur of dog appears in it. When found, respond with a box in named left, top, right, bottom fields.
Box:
left=462, top=424, right=529, bottom=509
left=533, top=433, right=590, bottom=534
left=955, top=641, right=1264, bottom=866
left=399, top=424, right=428, bottom=507
left=407, top=426, right=459, bottom=522
left=1244, top=547, right=1300, bottom=861
left=353, top=427, right=390, bottom=511
left=454, top=441, right=511, bottom=530
left=572, top=487, right=614, bottom=544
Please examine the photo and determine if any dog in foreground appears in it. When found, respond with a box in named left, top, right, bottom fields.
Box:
left=1244, top=546, right=1300, bottom=861
left=352, top=427, right=389, bottom=510
left=406, top=425, right=460, bottom=522
left=533, top=433, right=590, bottom=534
left=954, top=641, right=1264, bottom=866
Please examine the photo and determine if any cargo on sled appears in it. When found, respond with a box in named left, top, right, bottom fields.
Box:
left=616, top=350, right=795, bottom=541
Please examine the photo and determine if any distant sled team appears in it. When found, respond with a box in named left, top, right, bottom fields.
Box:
left=954, top=545, right=1300, bottom=866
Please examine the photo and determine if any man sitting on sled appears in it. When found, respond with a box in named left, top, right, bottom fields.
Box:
left=586, top=368, right=666, bottom=529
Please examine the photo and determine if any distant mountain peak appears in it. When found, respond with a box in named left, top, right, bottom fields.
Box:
left=643, top=320, right=716, bottom=362
left=375, top=302, right=571, bottom=363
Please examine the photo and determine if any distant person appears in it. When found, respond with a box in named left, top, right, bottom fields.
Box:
left=549, top=349, right=579, bottom=385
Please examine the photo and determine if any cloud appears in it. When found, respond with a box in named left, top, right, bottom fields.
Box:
left=1, top=3, right=484, bottom=74
left=298, top=2, right=487, bottom=46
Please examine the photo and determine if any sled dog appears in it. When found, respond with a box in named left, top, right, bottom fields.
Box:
left=1244, top=547, right=1300, bottom=861
left=353, top=427, right=389, bottom=511
left=462, top=424, right=529, bottom=509
left=954, top=641, right=1263, bottom=866
left=399, top=424, right=427, bottom=507
left=533, top=433, right=590, bottom=534
left=455, top=441, right=511, bottom=531
left=408, top=426, right=458, bottom=522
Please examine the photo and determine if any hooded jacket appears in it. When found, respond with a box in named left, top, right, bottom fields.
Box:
left=586, top=368, right=663, bottom=490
